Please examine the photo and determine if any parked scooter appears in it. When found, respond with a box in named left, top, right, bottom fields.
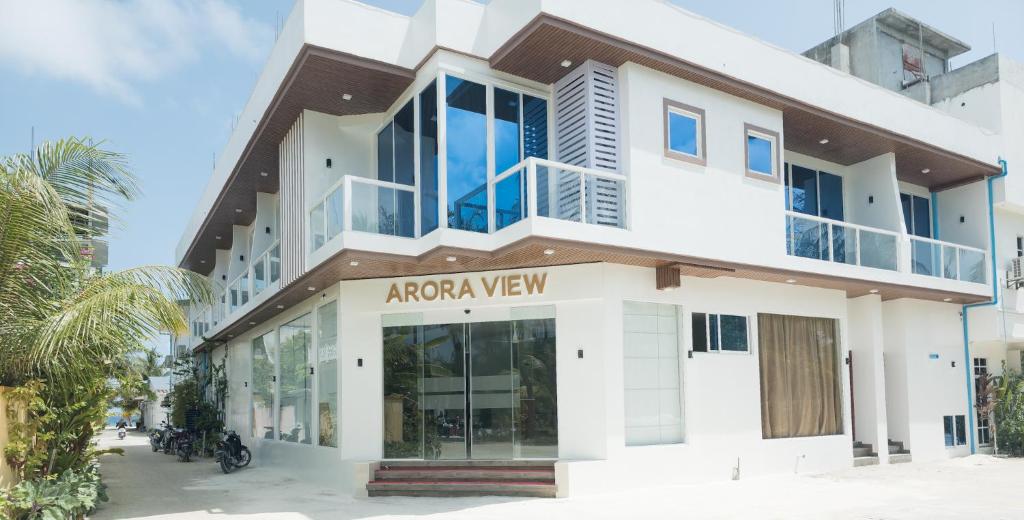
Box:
left=214, top=430, right=251, bottom=474
left=176, top=430, right=194, bottom=462
left=117, top=426, right=127, bottom=440
left=149, top=422, right=168, bottom=452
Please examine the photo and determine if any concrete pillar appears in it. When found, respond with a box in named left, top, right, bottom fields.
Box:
left=830, top=43, right=851, bottom=73
left=847, top=294, right=890, bottom=463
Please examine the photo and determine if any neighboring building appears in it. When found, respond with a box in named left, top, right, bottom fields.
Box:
left=140, top=376, right=171, bottom=430
left=804, top=7, right=1024, bottom=454
left=173, top=0, right=1009, bottom=497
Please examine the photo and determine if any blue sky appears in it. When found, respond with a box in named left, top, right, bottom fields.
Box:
left=1, top=0, right=1021, bottom=278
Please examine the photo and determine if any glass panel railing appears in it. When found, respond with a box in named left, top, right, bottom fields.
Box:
left=269, top=244, right=280, bottom=283
left=499, top=158, right=627, bottom=229
left=785, top=211, right=898, bottom=272
left=858, top=229, right=898, bottom=271
left=910, top=236, right=987, bottom=283
left=495, top=167, right=526, bottom=231
left=326, top=186, right=344, bottom=242
left=350, top=180, right=415, bottom=238
left=960, top=248, right=986, bottom=284
left=253, top=257, right=266, bottom=296
left=310, top=201, right=325, bottom=252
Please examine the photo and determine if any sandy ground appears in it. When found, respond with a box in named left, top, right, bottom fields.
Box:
left=91, top=429, right=1024, bottom=520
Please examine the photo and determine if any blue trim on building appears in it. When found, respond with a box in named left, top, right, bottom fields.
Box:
left=960, top=158, right=1008, bottom=454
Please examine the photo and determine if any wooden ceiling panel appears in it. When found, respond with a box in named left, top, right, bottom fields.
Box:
left=181, top=46, right=414, bottom=274
left=490, top=16, right=999, bottom=190
left=197, top=236, right=987, bottom=349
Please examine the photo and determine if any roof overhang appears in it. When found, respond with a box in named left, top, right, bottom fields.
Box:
left=490, top=15, right=1000, bottom=190
left=179, top=45, right=414, bottom=274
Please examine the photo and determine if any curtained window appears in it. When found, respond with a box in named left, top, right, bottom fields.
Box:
left=758, top=314, right=843, bottom=439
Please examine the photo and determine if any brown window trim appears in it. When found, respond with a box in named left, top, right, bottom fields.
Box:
left=663, top=98, right=707, bottom=166
left=743, top=123, right=781, bottom=183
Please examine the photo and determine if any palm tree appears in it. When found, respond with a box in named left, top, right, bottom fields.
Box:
left=0, top=137, right=210, bottom=391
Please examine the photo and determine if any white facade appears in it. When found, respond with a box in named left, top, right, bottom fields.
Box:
left=173, top=0, right=1011, bottom=496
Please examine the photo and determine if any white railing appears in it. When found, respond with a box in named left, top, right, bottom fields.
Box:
left=785, top=210, right=988, bottom=284
left=250, top=241, right=281, bottom=297
left=488, top=157, right=629, bottom=232
left=309, top=175, right=417, bottom=253
left=785, top=211, right=900, bottom=271
left=307, top=160, right=628, bottom=253
left=909, top=236, right=987, bottom=284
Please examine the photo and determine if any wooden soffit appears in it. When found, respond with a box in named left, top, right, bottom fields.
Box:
left=490, top=15, right=1000, bottom=190
left=181, top=45, right=415, bottom=274
left=196, top=236, right=988, bottom=350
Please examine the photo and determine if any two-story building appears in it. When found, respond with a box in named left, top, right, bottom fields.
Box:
left=174, top=0, right=1006, bottom=497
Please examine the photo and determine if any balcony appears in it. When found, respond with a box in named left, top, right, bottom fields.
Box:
left=785, top=211, right=988, bottom=285
left=308, top=157, right=628, bottom=252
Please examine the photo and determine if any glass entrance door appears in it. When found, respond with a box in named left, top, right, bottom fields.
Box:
left=383, top=315, right=557, bottom=460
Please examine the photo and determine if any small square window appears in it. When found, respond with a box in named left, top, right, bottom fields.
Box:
left=664, top=99, right=706, bottom=165
left=744, top=123, right=780, bottom=182
left=691, top=312, right=749, bottom=354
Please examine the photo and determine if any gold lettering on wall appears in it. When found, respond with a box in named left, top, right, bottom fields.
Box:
left=385, top=272, right=548, bottom=303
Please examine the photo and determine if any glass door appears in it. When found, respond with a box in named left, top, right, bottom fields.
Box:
left=382, top=313, right=557, bottom=460
left=468, top=321, right=514, bottom=459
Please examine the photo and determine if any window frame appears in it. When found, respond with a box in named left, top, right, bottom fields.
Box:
left=744, top=123, right=781, bottom=183
left=690, top=311, right=750, bottom=354
left=943, top=414, right=968, bottom=447
left=785, top=163, right=845, bottom=221
left=663, top=99, right=706, bottom=166
left=1016, top=235, right=1023, bottom=258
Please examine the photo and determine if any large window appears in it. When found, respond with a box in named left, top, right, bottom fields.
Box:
left=623, top=302, right=683, bottom=446
left=900, top=193, right=931, bottom=238
left=758, top=314, right=842, bottom=439
left=420, top=81, right=439, bottom=235
left=944, top=415, right=967, bottom=447
left=446, top=75, right=488, bottom=233
left=495, top=90, right=547, bottom=230
left=691, top=313, right=749, bottom=353
left=785, top=165, right=844, bottom=221
left=278, top=314, right=312, bottom=444
left=663, top=99, right=706, bottom=165
left=316, top=301, right=339, bottom=448
left=974, top=357, right=991, bottom=445
left=251, top=331, right=276, bottom=440
left=377, top=100, right=415, bottom=186
left=744, top=124, right=780, bottom=182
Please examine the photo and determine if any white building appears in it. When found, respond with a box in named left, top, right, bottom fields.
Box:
left=174, top=1, right=1011, bottom=497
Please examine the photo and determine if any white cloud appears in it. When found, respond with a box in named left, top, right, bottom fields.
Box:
left=0, top=0, right=273, bottom=105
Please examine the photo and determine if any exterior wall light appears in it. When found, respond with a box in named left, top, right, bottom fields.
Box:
left=326, top=158, right=332, bottom=168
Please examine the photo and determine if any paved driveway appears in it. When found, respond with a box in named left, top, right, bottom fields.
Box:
left=92, top=430, right=1024, bottom=519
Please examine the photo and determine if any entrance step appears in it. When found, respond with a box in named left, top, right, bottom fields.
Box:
left=853, top=456, right=880, bottom=467
left=888, top=453, right=912, bottom=464
left=852, top=442, right=874, bottom=458
left=368, top=460, right=556, bottom=498
left=887, top=439, right=911, bottom=463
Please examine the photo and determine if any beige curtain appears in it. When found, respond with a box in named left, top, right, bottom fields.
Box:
left=758, top=314, right=843, bottom=439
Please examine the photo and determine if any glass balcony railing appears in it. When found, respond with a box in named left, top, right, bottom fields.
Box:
left=910, top=236, right=986, bottom=284
left=785, top=211, right=899, bottom=271
left=308, top=159, right=628, bottom=253
left=490, top=157, right=628, bottom=231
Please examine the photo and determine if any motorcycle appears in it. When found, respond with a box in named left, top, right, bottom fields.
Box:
left=164, top=427, right=186, bottom=455
left=214, top=430, right=251, bottom=474
left=117, top=426, right=127, bottom=440
left=149, top=422, right=169, bottom=452
left=175, top=430, right=194, bottom=462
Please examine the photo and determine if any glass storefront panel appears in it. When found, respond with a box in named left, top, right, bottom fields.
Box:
left=279, top=314, right=312, bottom=444
left=382, top=315, right=556, bottom=460
left=317, top=301, right=339, bottom=448
left=512, top=318, right=558, bottom=458
left=251, top=331, right=276, bottom=440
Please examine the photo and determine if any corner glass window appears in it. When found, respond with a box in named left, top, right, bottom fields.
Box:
left=691, top=313, right=749, bottom=353
left=279, top=314, right=312, bottom=444
left=745, top=125, right=779, bottom=181
left=445, top=75, right=488, bottom=233
left=664, top=100, right=705, bottom=164
left=317, top=301, right=338, bottom=448
left=419, top=81, right=439, bottom=236
left=251, top=331, right=276, bottom=440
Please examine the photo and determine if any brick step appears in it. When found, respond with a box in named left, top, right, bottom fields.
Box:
left=375, top=467, right=554, bottom=481
left=367, top=480, right=556, bottom=498
left=380, top=459, right=554, bottom=468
